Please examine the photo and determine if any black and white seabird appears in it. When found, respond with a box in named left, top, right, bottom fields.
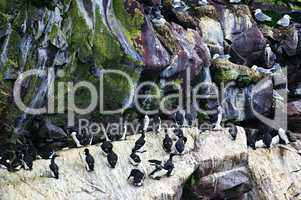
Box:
left=143, top=115, right=150, bottom=132
left=122, top=122, right=127, bottom=140
left=251, top=63, right=281, bottom=75
left=174, top=128, right=184, bottom=138
left=172, top=0, right=189, bottom=12
left=278, top=128, right=290, bottom=145
left=254, top=9, right=272, bottom=22
left=245, top=128, right=258, bottom=150
left=107, top=123, right=127, bottom=141
left=128, top=168, right=146, bottom=187
left=226, top=124, right=238, bottom=141
left=11, top=151, right=23, bottom=171
left=0, top=156, right=11, bottom=171
left=107, top=150, right=118, bottom=168
left=22, top=151, right=33, bottom=170
left=229, top=0, right=241, bottom=4
left=198, top=0, right=208, bottom=6
left=152, top=10, right=166, bottom=26
left=84, top=148, right=95, bottom=172
left=262, top=132, right=273, bottom=148
left=175, top=135, right=187, bottom=154
left=149, top=153, right=177, bottom=180
left=154, top=116, right=162, bottom=134
left=254, top=127, right=288, bottom=149
left=100, top=141, right=113, bottom=156
left=174, top=110, right=185, bottom=127
left=214, top=106, right=223, bottom=130
left=71, top=131, right=82, bottom=148
left=132, top=131, right=146, bottom=153
left=49, top=154, right=59, bottom=179
left=163, top=132, right=173, bottom=153
left=277, top=14, right=291, bottom=27
left=185, top=112, right=194, bottom=127
left=264, top=44, right=276, bottom=68
left=129, top=150, right=142, bottom=167
left=212, top=54, right=231, bottom=60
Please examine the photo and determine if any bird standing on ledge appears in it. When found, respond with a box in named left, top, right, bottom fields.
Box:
left=49, top=154, right=59, bottom=179
left=84, top=148, right=95, bottom=172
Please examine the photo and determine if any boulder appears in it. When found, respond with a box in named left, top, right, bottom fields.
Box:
left=230, top=26, right=266, bottom=66
left=274, top=26, right=299, bottom=57
left=197, top=17, right=224, bottom=54
left=187, top=127, right=251, bottom=199
left=248, top=146, right=301, bottom=200
left=211, top=58, right=263, bottom=83
left=211, top=58, right=273, bottom=121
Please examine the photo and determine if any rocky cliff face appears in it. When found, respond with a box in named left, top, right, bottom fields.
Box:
left=1, top=0, right=301, bottom=199
left=1, top=0, right=300, bottom=145
left=1, top=127, right=301, bottom=200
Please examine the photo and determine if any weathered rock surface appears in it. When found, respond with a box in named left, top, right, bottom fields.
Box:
left=157, top=22, right=211, bottom=80
left=0, top=127, right=247, bottom=200
left=210, top=58, right=273, bottom=121
left=197, top=17, right=224, bottom=54
left=1, top=127, right=301, bottom=200
left=230, top=26, right=266, bottom=66
left=248, top=146, right=301, bottom=200
left=288, top=100, right=301, bottom=133
left=141, top=17, right=170, bottom=69
left=218, top=5, right=254, bottom=43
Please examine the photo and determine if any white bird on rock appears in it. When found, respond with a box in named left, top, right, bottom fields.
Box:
left=277, top=15, right=291, bottom=27
left=254, top=9, right=272, bottom=22
left=214, top=106, right=223, bottom=130
left=198, top=0, right=208, bottom=6
left=229, top=0, right=241, bottom=4
left=278, top=128, right=290, bottom=145
left=152, top=17, right=167, bottom=26
left=251, top=65, right=281, bottom=75
left=71, top=131, right=82, bottom=148
left=212, top=54, right=230, bottom=60
left=251, top=65, right=270, bottom=75
left=172, top=0, right=189, bottom=12
left=143, top=115, right=150, bottom=132
left=264, top=44, right=276, bottom=68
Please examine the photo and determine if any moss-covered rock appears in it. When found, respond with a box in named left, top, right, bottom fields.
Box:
left=113, top=0, right=144, bottom=53
left=211, top=58, right=263, bottom=84
left=154, top=22, right=179, bottom=54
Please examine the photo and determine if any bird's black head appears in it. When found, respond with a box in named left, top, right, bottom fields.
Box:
left=176, top=129, right=184, bottom=138
left=51, top=154, right=59, bottom=159
left=128, top=170, right=135, bottom=180
left=170, top=153, right=177, bottom=159
left=131, top=149, right=137, bottom=155
left=84, top=148, right=90, bottom=155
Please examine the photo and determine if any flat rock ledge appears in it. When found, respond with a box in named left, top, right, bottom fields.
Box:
left=1, top=127, right=301, bottom=200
